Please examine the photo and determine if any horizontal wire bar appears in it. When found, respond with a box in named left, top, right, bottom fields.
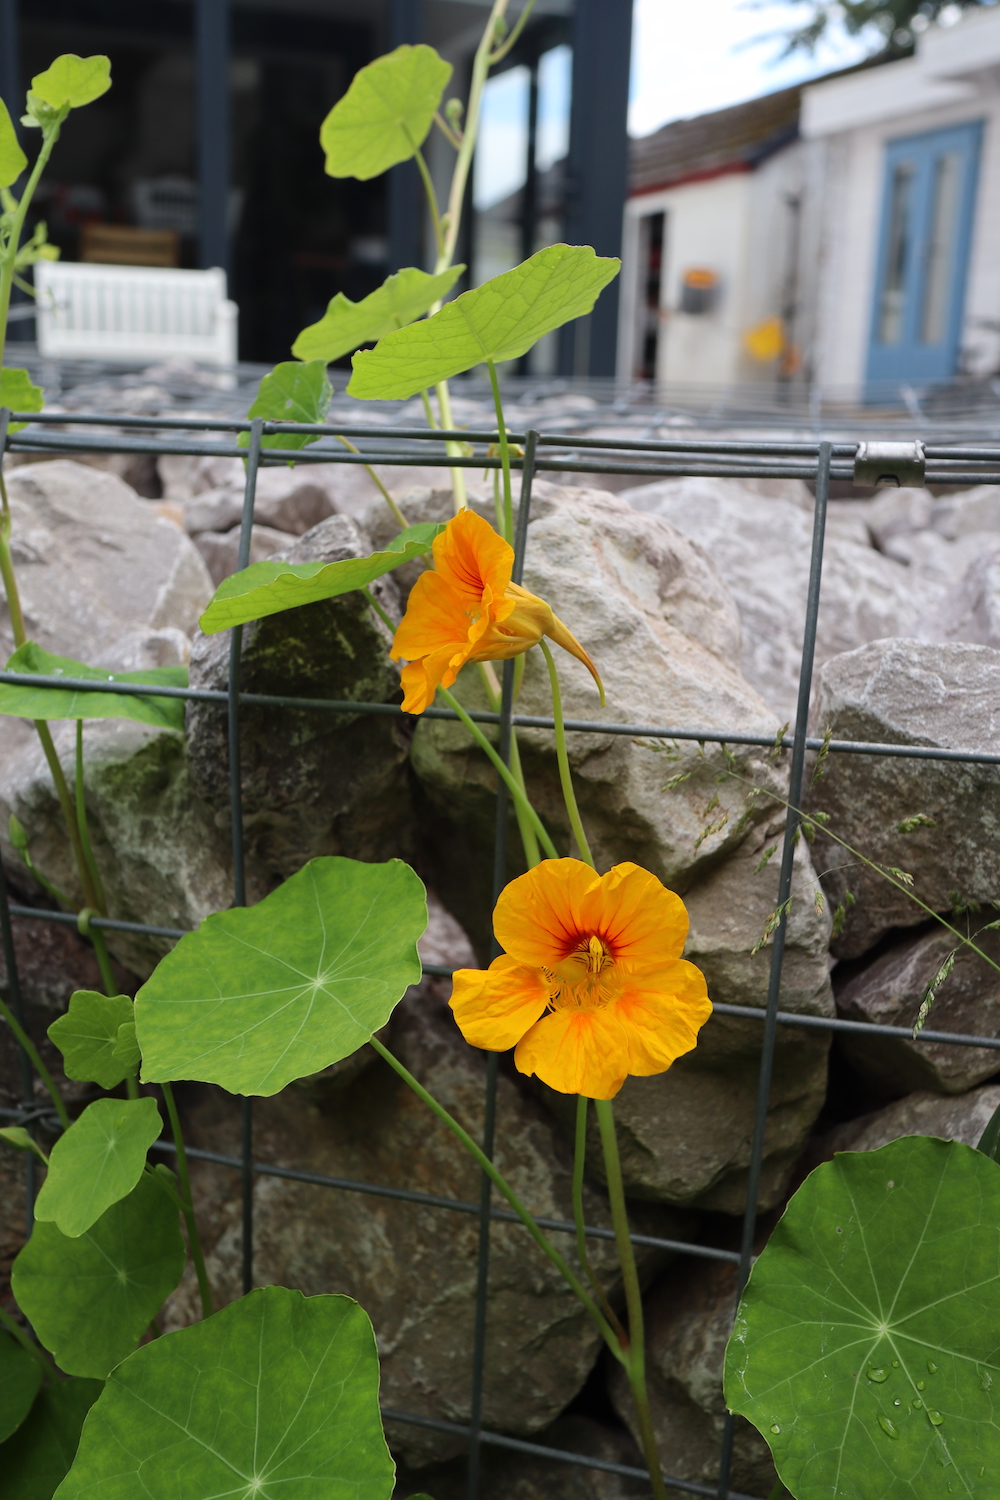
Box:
left=6, top=898, right=998, bottom=1053
left=145, top=1138, right=740, bottom=1263
left=8, top=903, right=185, bottom=938
left=3, top=670, right=1000, bottom=765
left=379, top=1410, right=762, bottom=1500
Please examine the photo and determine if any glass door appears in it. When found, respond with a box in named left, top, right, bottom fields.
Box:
left=865, top=121, right=982, bottom=397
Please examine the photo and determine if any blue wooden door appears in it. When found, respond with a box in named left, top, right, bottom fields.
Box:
left=865, top=121, right=982, bottom=397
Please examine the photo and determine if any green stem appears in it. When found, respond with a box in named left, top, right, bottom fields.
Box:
left=488, top=0, right=537, bottom=62
left=540, top=640, right=593, bottom=865
left=0, top=1304, right=57, bottom=1376
left=160, top=1082, right=214, bottom=1319
left=437, top=684, right=558, bottom=859
left=420, top=389, right=439, bottom=429
left=434, top=380, right=468, bottom=511
left=412, top=143, right=444, bottom=258
left=509, top=730, right=541, bottom=868
left=35, top=721, right=97, bottom=909
left=486, top=358, right=513, bottom=544
left=75, top=722, right=107, bottom=915
left=0, top=994, right=70, bottom=1129
left=594, top=1097, right=667, bottom=1500
left=573, top=1096, right=626, bottom=1340
left=362, top=586, right=397, bottom=636
left=370, top=1034, right=625, bottom=1362
left=334, top=435, right=408, bottom=530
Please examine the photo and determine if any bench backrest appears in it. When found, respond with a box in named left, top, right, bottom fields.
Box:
left=35, top=261, right=239, bottom=366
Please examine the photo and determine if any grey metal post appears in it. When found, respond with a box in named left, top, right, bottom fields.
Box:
left=558, top=0, right=633, bottom=378
left=387, top=0, right=425, bottom=272
left=196, top=0, right=232, bottom=277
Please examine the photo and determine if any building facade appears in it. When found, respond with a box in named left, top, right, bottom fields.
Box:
left=619, top=8, right=1000, bottom=404
left=0, top=0, right=632, bottom=372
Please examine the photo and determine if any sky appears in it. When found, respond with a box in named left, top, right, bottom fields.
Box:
left=628, top=0, right=873, bottom=138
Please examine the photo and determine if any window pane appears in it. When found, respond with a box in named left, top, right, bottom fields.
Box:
left=878, top=161, right=914, bottom=346
left=473, top=66, right=530, bottom=286
left=535, top=45, right=570, bottom=174
left=920, top=150, right=961, bottom=346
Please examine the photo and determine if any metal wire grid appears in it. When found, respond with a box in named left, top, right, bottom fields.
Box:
left=1, top=410, right=1000, bottom=1500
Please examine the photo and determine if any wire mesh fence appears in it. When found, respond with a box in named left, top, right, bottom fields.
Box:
left=1, top=407, right=1000, bottom=1500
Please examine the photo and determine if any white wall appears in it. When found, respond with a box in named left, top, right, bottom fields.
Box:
left=803, top=11, right=1000, bottom=398
left=619, top=145, right=806, bottom=390
left=620, top=174, right=753, bottom=387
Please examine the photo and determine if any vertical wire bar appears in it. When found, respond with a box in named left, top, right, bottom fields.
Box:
left=231, top=417, right=264, bottom=1296
left=0, top=406, right=36, bottom=1232
left=715, top=440, right=831, bottom=1500
left=466, top=430, right=539, bottom=1500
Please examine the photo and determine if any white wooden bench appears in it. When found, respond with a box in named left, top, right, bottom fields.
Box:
left=34, top=261, right=239, bottom=367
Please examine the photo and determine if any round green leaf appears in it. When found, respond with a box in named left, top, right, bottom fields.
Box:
left=56, top=1286, right=395, bottom=1499
left=0, top=367, right=44, bottom=436
left=31, top=55, right=111, bottom=109
left=111, top=1022, right=140, bottom=1075
left=320, top=44, right=452, bottom=180
left=292, top=265, right=464, bottom=362
left=725, top=1136, right=1000, bottom=1499
left=0, top=1379, right=102, bottom=1500
left=13, top=1172, right=185, bottom=1380
left=34, top=1098, right=162, bottom=1239
left=0, top=97, right=27, bottom=187
left=239, top=359, right=331, bottom=454
left=198, top=521, right=444, bottom=633
left=348, top=243, right=621, bottom=400
left=136, top=856, right=426, bottom=1096
left=48, top=993, right=135, bottom=1091
left=0, top=643, right=187, bottom=730
left=0, top=1331, right=43, bottom=1444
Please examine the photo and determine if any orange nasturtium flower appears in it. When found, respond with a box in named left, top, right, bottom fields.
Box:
left=449, top=859, right=711, bottom=1099
left=391, top=508, right=604, bottom=715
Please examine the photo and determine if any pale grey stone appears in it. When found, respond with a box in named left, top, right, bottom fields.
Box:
left=807, top=639, right=1000, bottom=958
left=931, top=485, right=1000, bottom=539
left=618, top=476, right=919, bottom=720
left=919, top=545, right=1000, bottom=649
left=865, top=487, right=933, bottom=548
left=827, top=1082, right=1000, bottom=1153
left=1, top=719, right=232, bottom=976
left=837, top=924, right=1000, bottom=1094
left=193, top=523, right=297, bottom=585
left=0, top=460, right=216, bottom=930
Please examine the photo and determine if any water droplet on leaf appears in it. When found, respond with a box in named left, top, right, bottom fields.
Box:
left=917, top=1380, right=926, bottom=1390
left=892, top=1359, right=900, bottom=1368
left=981, top=1369, right=993, bottom=1392
left=769, top=1424, right=780, bottom=1434
left=878, top=1415, right=899, bottom=1439
left=928, top=1361, right=939, bottom=1374
left=912, top=1398, right=923, bottom=1409
left=867, top=1366, right=888, bottom=1382
left=927, top=1409, right=945, bottom=1426
left=892, top=1397, right=902, bottom=1406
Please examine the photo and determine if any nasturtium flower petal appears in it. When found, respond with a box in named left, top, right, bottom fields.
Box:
left=449, top=858, right=710, bottom=1099
left=391, top=509, right=601, bottom=713
left=514, top=1006, right=631, bottom=1100
left=450, top=956, right=549, bottom=1052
